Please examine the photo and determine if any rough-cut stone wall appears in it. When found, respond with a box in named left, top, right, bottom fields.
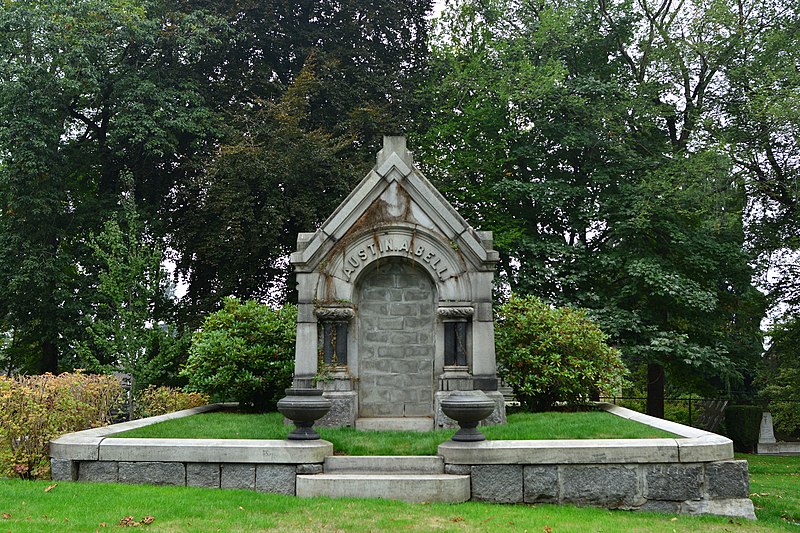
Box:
left=53, top=460, right=310, bottom=495
left=444, top=460, right=754, bottom=518
left=357, top=262, right=435, bottom=417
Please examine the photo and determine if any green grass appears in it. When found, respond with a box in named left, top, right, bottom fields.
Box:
left=1, top=454, right=797, bottom=532
left=746, top=453, right=800, bottom=527
left=111, top=410, right=679, bottom=456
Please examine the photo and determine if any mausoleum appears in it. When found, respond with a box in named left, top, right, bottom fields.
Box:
left=290, top=136, right=506, bottom=430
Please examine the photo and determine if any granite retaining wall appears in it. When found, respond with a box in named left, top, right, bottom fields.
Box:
left=49, top=403, right=755, bottom=519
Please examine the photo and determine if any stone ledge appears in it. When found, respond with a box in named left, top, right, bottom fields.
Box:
left=599, top=403, right=708, bottom=438
left=50, top=434, right=105, bottom=461
left=439, top=438, right=680, bottom=464
left=51, top=403, right=332, bottom=465
left=99, top=438, right=333, bottom=464
left=438, top=403, right=734, bottom=465
left=757, top=441, right=800, bottom=455
left=50, top=403, right=224, bottom=460
left=677, top=434, right=734, bottom=462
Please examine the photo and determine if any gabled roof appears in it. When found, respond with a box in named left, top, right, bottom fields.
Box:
left=290, top=136, right=498, bottom=272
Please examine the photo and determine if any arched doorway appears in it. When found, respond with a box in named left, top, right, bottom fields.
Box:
left=356, top=260, right=435, bottom=418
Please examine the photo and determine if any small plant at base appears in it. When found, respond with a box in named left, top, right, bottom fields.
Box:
left=495, top=294, right=628, bottom=411
left=312, top=359, right=333, bottom=386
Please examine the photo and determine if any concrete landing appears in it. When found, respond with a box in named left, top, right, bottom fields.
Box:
left=296, top=473, right=470, bottom=503
left=298, top=454, right=466, bottom=502
left=355, top=417, right=434, bottom=432
left=324, top=455, right=444, bottom=474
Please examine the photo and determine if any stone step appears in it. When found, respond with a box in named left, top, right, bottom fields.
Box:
left=324, top=455, right=444, bottom=474
left=355, top=417, right=434, bottom=431
left=296, top=473, right=470, bottom=503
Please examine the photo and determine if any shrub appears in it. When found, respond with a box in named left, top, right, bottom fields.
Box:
left=495, top=294, right=628, bottom=411
left=182, top=298, right=296, bottom=411
left=724, top=404, right=763, bottom=452
left=0, top=372, right=124, bottom=479
left=769, top=402, right=800, bottom=440
left=134, top=385, right=209, bottom=419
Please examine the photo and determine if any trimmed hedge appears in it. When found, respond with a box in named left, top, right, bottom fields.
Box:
left=724, top=405, right=763, bottom=452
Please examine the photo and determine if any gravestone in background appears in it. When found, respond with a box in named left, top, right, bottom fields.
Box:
left=290, top=136, right=505, bottom=430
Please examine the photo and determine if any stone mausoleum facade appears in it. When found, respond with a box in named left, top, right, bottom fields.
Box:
left=290, top=136, right=506, bottom=430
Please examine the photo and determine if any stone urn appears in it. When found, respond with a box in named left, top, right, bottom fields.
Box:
left=441, top=390, right=496, bottom=442
left=277, top=388, right=332, bottom=440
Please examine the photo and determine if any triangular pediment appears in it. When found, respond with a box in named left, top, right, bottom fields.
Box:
left=291, top=136, right=498, bottom=273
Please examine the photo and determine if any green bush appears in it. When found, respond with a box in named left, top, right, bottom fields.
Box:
left=495, top=294, right=628, bottom=411
left=724, top=404, right=763, bottom=452
left=769, top=402, right=800, bottom=440
left=0, top=372, right=124, bottom=479
left=182, top=298, right=296, bottom=411
left=134, top=385, right=210, bottom=419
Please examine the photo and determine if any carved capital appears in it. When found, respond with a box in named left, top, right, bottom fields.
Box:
left=315, top=307, right=355, bottom=321
left=437, top=306, right=474, bottom=319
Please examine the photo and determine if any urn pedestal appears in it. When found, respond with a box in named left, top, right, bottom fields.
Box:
left=440, top=390, right=496, bottom=442
left=277, top=388, right=332, bottom=440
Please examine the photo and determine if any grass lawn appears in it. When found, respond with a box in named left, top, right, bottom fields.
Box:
left=110, top=410, right=679, bottom=456
left=0, top=453, right=797, bottom=532
left=746, top=453, right=800, bottom=527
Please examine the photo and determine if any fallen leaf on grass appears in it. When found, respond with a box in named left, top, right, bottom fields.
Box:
left=117, top=515, right=155, bottom=528
left=98, top=522, right=107, bottom=527
left=2, top=513, right=11, bottom=519
left=451, top=516, right=464, bottom=523
left=544, top=526, right=552, bottom=533
left=670, top=517, right=678, bottom=521
left=44, top=484, right=58, bottom=493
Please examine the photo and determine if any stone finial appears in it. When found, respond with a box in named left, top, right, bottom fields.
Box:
left=376, top=135, right=414, bottom=170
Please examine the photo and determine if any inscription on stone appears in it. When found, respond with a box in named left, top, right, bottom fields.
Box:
left=342, top=234, right=449, bottom=281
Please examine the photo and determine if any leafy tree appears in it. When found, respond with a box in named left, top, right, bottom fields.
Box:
left=169, top=0, right=434, bottom=317
left=418, top=0, right=766, bottom=416
left=182, top=298, right=296, bottom=410
left=171, top=63, right=363, bottom=317
left=495, top=294, right=628, bottom=411
left=716, top=0, right=800, bottom=317
left=0, top=0, right=227, bottom=372
left=75, top=176, right=181, bottom=390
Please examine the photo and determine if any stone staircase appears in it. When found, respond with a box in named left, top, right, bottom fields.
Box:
left=295, top=456, right=470, bottom=503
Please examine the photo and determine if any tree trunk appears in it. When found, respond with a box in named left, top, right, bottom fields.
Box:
left=40, top=339, right=59, bottom=374
left=646, top=362, right=665, bottom=418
